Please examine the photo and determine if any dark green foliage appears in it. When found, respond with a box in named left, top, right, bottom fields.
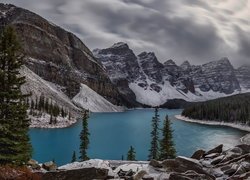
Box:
left=79, top=110, right=90, bottom=161
left=71, top=151, right=77, bottom=163
left=127, top=146, right=136, bottom=161
left=182, top=93, right=250, bottom=126
left=159, top=115, right=176, bottom=160
left=27, top=95, right=69, bottom=124
left=0, top=26, right=32, bottom=165
left=148, top=108, right=160, bottom=160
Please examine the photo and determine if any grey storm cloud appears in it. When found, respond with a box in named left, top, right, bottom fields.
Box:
left=1, top=0, right=250, bottom=67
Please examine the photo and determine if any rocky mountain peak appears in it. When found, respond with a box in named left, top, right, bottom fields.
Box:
left=164, top=59, right=177, bottom=66
left=110, top=42, right=129, bottom=49
left=180, top=60, right=191, bottom=70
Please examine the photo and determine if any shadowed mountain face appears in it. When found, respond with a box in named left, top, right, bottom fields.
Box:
left=0, top=3, right=123, bottom=107
left=94, top=43, right=248, bottom=106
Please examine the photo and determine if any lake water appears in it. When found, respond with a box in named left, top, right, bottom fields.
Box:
left=29, top=109, right=247, bottom=165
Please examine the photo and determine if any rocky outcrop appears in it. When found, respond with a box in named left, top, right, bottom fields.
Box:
left=235, top=65, right=250, bottom=90
left=190, top=58, right=240, bottom=94
left=0, top=3, right=122, bottom=107
left=31, top=144, right=250, bottom=179
left=38, top=167, right=109, bottom=180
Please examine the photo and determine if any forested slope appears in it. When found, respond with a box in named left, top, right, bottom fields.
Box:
left=182, top=93, right=250, bottom=126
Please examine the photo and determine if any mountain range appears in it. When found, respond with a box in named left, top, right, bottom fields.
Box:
left=94, top=43, right=250, bottom=106
left=1, top=3, right=250, bottom=126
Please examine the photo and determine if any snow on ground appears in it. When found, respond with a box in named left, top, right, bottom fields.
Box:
left=241, top=133, right=250, bottom=145
left=58, top=159, right=165, bottom=179
left=72, top=83, right=125, bottom=112
left=59, top=159, right=115, bottom=177
left=29, top=112, right=77, bottom=128
left=175, top=115, right=250, bottom=132
left=20, top=66, right=81, bottom=128
left=129, top=81, right=250, bottom=106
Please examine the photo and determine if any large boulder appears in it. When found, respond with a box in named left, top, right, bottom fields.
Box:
left=205, top=144, right=223, bottom=155
left=40, top=167, right=108, bottom=180
left=191, top=149, right=205, bottom=160
left=169, top=170, right=214, bottom=180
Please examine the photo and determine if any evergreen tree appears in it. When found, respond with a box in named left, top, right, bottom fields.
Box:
left=148, top=108, right=160, bottom=160
left=159, top=115, right=176, bottom=160
left=0, top=26, right=32, bottom=165
left=79, top=110, right=90, bottom=161
left=127, top=146, right=136, bottom=161
left=71, top=151, right=77, bottom=163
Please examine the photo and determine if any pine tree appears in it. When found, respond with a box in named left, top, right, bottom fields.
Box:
left=79, top=110, right=90, bottom=161
left=0, top=26, right=32, bottom=165
left=148, top=107, right=160, bottom=160
left=71, top=151, right=77, bottom=163
left=127, top=146, right=136, bottom=161
left=159, top=115, right=176, bottom=160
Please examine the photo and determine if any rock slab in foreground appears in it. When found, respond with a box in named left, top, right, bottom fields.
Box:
left=37, top=167, right=108, bottom=180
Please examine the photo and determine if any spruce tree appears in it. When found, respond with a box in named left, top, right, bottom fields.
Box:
left=127, top=146, right=136, bottom=161
left=148, top=108, right=160, bottom=160
left=159, top=115, right=176, bottom=160
left=0, top=26, right=32, bottom=165
left=79, top=110, right=90, bottom=161
left=71, top=151, right=77, bottom=163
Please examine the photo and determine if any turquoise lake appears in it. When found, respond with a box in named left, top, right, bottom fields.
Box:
left=29, top=109, right=247, bottom=165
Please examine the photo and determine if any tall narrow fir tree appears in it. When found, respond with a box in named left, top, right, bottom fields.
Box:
left=127, top=146, right=136, bottom=161
left=79, top=110, right=90, bottom=161
left=159, top=115, right=176, bottom=160
left=148, top=107, right=160, bottom=160
left=0, top=26, right=32, bottom=165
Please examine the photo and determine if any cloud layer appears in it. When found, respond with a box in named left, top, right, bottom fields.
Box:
left=2, top=0, right=250, bottom=67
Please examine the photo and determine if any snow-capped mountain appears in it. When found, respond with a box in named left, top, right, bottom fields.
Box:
left=94, top=43, right=249, bottom=106
left=0, top=4, right=125, bottom=127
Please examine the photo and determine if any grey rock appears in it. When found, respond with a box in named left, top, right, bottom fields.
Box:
left=42, top=161, right=57, bottom=171
left=211, top=155, right=225, bottom=165
left=191, top=149, right=205, bottom=160
left=169, top=170, right=214, bottom=180
left=149, top=159, right=163, bottom=168
left=40, top=167, right=108, bottom=180
left=206, top=144, right=223, bottom=155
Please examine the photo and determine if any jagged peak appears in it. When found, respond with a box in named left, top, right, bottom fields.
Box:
left=163, top=59, right=177, bottom=66
left=218, top=57, right=230, bottom=63
left=138, top=51, right=156, bottom=58
left=181, top=60, right=191, bottom=67
left=203, top=57, right=232, bottom=67
left=110, top=42, right=129, bottom=49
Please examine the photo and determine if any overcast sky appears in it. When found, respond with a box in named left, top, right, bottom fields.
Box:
left=2, top=0, right=250, bottom=67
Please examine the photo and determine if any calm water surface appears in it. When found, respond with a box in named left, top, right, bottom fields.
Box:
left=29, top=109, right=247, bottom=165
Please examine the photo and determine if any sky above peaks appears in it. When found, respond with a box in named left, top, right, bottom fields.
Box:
left=2, top=0, right=250, bottom=67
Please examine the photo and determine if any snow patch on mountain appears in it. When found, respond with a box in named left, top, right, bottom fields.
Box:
left=72, top=84, right=125, bottom=112
left=129, top=81, right=248, bottom=106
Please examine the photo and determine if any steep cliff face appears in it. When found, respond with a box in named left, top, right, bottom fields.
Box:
left=190, top=58, right=240, bottom=94
left=0, top=3, right=121, bottom=105
left=235, top=65, right=250, bottom=90
left=94, top=43, right=248, bottom=106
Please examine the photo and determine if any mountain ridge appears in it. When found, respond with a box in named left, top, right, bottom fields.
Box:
left=94, top=42, right=250, bottom=106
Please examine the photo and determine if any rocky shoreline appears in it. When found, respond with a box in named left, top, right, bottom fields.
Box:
left=22, top=144, right=249, bottom=180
